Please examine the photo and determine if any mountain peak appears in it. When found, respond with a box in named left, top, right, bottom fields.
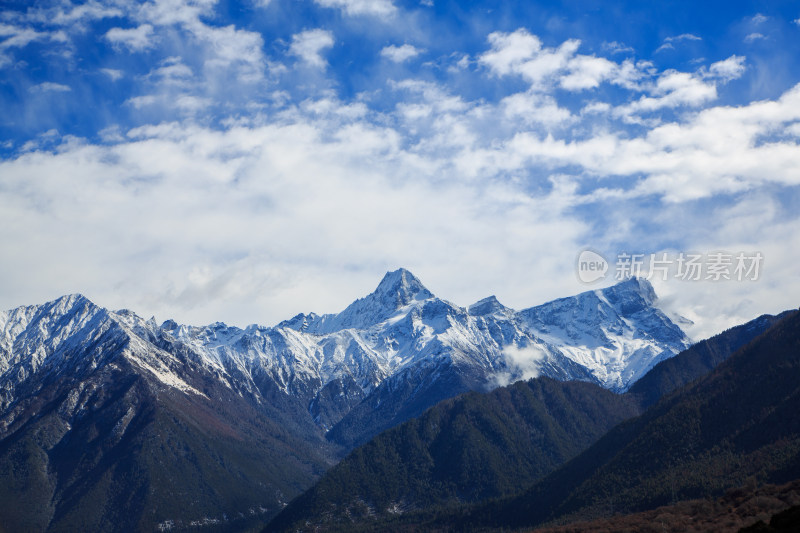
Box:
left=601, top=277, right=657, bottom=312
left=614, top=276, right=655, bottom=297
left=518, top=276, right=690, bottom=390
left=45, top=293, right=103, bottom=319
left=373, top=268, right=433, bottom=305
left=52, top=292, right=92, bottom=306
left=468, top=295, right=512, bottom=316
left=306, top=269, right=434, bottom=334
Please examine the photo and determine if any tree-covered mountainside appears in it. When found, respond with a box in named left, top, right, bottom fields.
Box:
left=450, top=308, right=800, bottom=531
left=266, top=310, right=790, bottom=532
left=627, top=311, right=790, bottom=409
left=534, top=479, right=800, bottom=533
left=0, top=354, right=339, bottom=532
left=267, top=377, right=640, bottom=532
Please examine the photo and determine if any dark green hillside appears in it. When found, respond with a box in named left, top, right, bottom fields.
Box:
left=267, top=310, right=795, bottom=532
left=628, top=311, right=790, bottom=408
left=267, top=376, right=640, bottom=532
left=267, top=310, right=789, bottom=532
left=324, top=361, right=475, bottom=450
left=464, top=309, right=800, bottom=531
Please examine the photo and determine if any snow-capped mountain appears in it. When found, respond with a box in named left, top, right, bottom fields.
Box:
left=0, top=293, right=340, bottom=531
left=0, top=270, right=690, bottom=430
left=0, top=269, right=692, bottom=530
left=519, top=277, right=693, bottom=390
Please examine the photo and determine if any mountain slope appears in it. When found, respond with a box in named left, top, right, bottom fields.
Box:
left=0, top=271, right=692, bottom=530
left=535, top=479, right=800, bottom=533
left=519, top=277, right=691, bottom=390
left=0, top=296, right=339, bottom=531
left=628, top=311, right=791, bottom=408
left=324, top=341, right=596, bottom=450
left=131, top=269, right=689, bottom=448
left=465, top=308, right=800, bottom=530
left=267, top=377, right=640, bottom=532
left=265, top=310, right=783, bottom=532
left=319, top=272, right=690, bottom=447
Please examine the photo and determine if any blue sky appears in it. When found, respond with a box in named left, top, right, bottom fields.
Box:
left=1, top=0, right=799, bottom=336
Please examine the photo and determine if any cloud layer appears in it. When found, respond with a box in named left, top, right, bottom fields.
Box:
left=0, top=0, right=799, bottom=335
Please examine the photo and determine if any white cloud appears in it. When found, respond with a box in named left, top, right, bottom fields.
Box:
left=101, top=68, right=124, bottom=81
left=493, top=344, right=548, bottom=386
left=106, top=24, right=156, bottom=51
left=3, top=16, right=800, bottom=346
left=54, top=1, right=122, bottom=25
left=0, top=24, right=50, bottom=48
left=656, top=33, right=702, bottom=53
left=615, top=71, right=717, bottom=117
left=611, top=58, right=651, bottom=90
left=608, top=56, right=744, bottom=121
left=508, top=83, right=800, bottom=202
left=99, top=125, right=125, bottom=142
left=480, top=29, right=580, bottom=88
left=138, top=0, right=215, bottom=27
left=503, top=344, right=547, bottom=380
left=480, top=29, right=544, bottom=75
left=314, top=0, right=397, bottom=18
left=6, top=78, right=799, bottom=331
left=744, top=32, right=766, bottom=43
left=0, top=115, right=587, bottom=326
left=501, top=92, right=573, bottom=126
left=289, top=29, right=334, bottom=68
left=136, top=0, right=266, bottom=81
left=191, top=23, right=266, bottom=78
left=751, top=13, right=768, bottom=25
left=650, top=196, right=800, bottom=340
left=23, top=0, right=123, bottom=27
left=0, top=23, right=67, bottom=67
left=706, top=55, right=746, bottom=81
left=1, top=0, right=266, bottom=84
left=654, top=71, right=715, bottom=101
left=602, top=41, right=634, bottom=54
left=391, top=79, right=468, bottom=116
left=560, top=55, right=617, bottom=90
left=125, top=95, right=158, bottom=108
left=148, top=57, right=193, bottom=85
left=669, top=33, right=702, bottom=42
left=381, top=44, right=423, bottom=63
left=581, top=101, right=611, bottom=115
left=0, top=11, right=97, bottom=73
left=30, top=82, right=72, bottom=93
left=479, top=30, right=649, bottom=93
left=175, top=95, right=212, bottom=113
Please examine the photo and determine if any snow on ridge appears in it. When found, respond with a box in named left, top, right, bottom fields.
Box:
left=0, top=272, right=693, bottom=406
left=517, top=279, right=691, bottom=390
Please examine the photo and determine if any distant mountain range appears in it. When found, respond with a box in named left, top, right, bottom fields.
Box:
left=0, top=270, right=696, bottom=530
